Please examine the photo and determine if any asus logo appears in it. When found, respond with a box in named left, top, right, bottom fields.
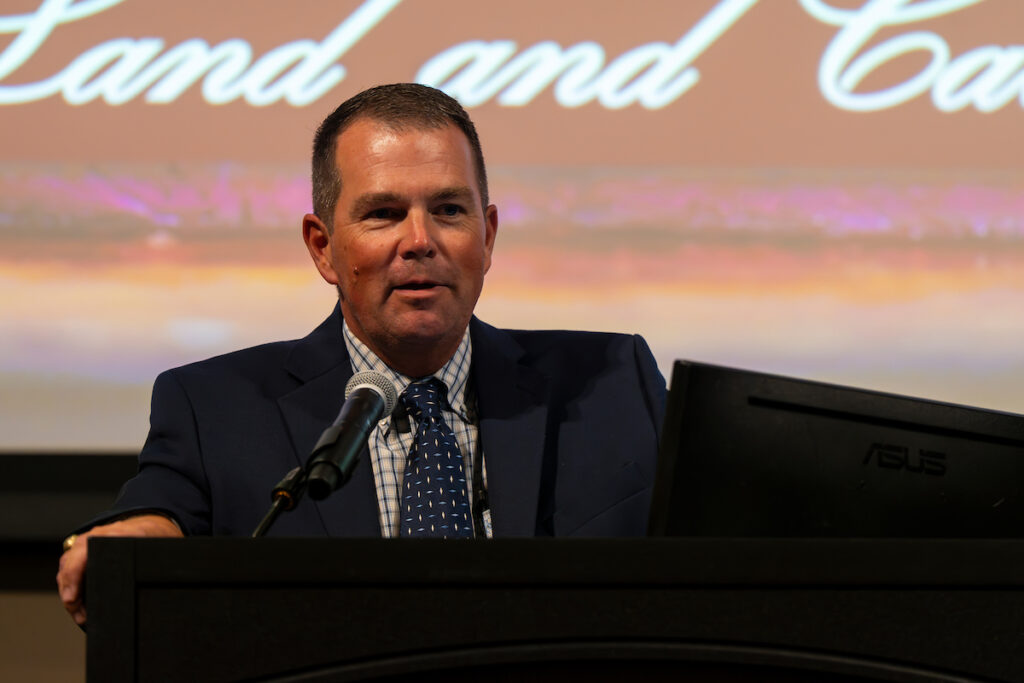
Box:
left=863, top=443, right=947, bottom=476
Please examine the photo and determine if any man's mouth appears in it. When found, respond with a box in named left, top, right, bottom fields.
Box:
left=395, top=280, right=442, bottom=291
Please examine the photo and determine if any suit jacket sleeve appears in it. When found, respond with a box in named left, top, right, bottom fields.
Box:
left=75, top=308, right=376, bottom=538
left=73, top=369, right=213, bottom=535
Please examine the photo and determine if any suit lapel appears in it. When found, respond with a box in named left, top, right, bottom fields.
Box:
left=272, top=310, right=547, bottom=538
left=276, top=307, right=381, bottom=538
left=471, top=318, right=549, bottom=537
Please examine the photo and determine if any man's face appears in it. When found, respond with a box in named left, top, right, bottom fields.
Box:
left=304, top=118, right=497, bottom=373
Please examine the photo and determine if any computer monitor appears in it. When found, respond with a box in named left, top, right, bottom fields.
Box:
left=649, top=360, right=1024, bottom=537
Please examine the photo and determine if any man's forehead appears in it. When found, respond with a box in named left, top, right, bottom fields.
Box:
left=334, top=116, right=465, bottom=151
left=332, top=118, right=481, bottom=200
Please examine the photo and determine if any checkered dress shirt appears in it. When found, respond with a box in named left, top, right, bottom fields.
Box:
left=342, top=321, right=486, bottom=538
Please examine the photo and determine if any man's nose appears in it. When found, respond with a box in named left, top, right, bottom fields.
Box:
left=399, top=210, right=436, bottom=259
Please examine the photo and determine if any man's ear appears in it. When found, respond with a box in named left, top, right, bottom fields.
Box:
left=482, top=204, right=498, bottom=274
left=302, top=213, right=339, bottom=286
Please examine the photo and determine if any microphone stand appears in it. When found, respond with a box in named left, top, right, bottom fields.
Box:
left=252, top=467, right=307, bottom=538
left=250, top=392, right=376, bottom=537
left=250, top=373, right=396, bottom=538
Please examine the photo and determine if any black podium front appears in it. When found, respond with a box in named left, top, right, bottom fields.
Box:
left=86, top=538, right=1024, bottom=682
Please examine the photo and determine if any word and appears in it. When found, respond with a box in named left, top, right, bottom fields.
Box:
left=415, top=0, right=757, bottom=109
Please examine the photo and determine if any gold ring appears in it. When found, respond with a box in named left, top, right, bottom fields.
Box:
left=62, top=534, right=78, bottom=552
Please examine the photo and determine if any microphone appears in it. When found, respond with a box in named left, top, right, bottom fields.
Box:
left=305, top=371, right=398, bottom=500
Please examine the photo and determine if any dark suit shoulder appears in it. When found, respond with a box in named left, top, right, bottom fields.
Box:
left=164, top=340, right=299, bottom=381
left=501, top=327, right=635, bottom=349
left=163, top=306, right=345, bottom=385
left=497, top=327, right=651, bottom=373
left=503, top=324, right=665, bottom=430
left=146, top=341, right=306, bottom=421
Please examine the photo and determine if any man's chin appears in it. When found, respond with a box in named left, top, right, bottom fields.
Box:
left=387, top=312, right=466, bottom=347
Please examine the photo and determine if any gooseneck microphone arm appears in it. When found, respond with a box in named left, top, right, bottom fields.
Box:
left=251, top=371, right=398, bottom=538
left=251, top=466, right=305, bottom=538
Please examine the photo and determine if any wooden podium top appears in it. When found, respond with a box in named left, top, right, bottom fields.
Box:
left=87, top=538, right=1024, bottom=682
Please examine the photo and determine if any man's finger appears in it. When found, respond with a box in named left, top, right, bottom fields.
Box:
left=55, top=515, right=183, bottom=627
left=57, top=535, right=89, bottom=614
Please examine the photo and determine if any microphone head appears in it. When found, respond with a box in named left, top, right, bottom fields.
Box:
left=345, top=371, right=398, bottom=417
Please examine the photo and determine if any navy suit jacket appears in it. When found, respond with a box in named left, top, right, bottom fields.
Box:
left=103, top=307, right=666, bottom=537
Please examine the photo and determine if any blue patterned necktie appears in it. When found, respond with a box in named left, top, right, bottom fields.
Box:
left=399, top=378, right=473, bottom=538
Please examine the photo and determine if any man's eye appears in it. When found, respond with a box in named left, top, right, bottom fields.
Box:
left=368, top=208, right=395, bottom=220
left=437, top=204, right=463, bottom=217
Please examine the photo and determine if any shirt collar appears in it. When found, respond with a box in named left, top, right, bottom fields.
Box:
left=342, top=319, right=473, bottom=420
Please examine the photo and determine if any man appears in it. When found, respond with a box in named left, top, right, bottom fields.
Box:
left=57, top=84, right=665, bottom=625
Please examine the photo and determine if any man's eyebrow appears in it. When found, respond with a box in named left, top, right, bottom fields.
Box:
left=349, top=192, right=403, bottom=218
left=431, top=186, right=474, bottom=203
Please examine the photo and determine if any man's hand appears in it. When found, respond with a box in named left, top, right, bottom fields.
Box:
left=56, top=514, right=183, bottom=626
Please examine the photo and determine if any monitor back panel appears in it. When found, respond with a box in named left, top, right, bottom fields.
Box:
left=649, top=361, right=1024, bottom=537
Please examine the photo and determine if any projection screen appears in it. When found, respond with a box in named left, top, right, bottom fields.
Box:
left=2, top=0, right=1023, bottom=450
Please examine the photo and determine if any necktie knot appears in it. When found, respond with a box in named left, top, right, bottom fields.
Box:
left=400, top=378, right=447, bottom=422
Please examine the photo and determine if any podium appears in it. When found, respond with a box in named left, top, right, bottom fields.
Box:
left=87, top=538, right=1024, bottom=682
